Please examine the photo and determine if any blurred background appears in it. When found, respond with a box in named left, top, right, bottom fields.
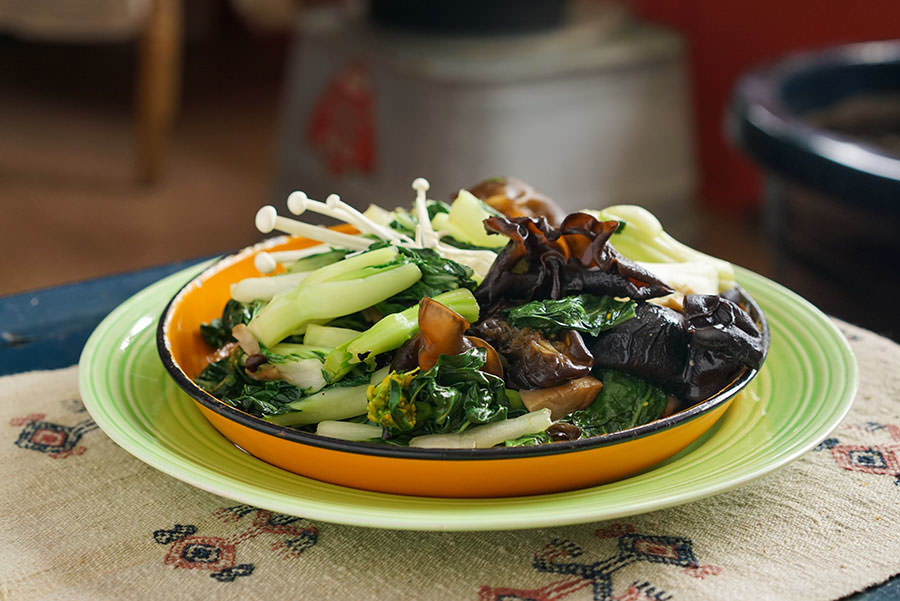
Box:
left=1, top=0, right=898, bottom=338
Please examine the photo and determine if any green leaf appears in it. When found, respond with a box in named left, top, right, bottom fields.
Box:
left=437, top=236, right=501, bottom=251
left=567, top=370, right=666, bottom=437
left=228, top=380, right=304, bottom=416
left=286, top=249, right=350, bottom=273
left=329, top=366, right=372, bottom=388
left=326, top=312, right=374, bottom=331
left=368, top=243, right=478, bottom=315
left=506, top=294, right=636, bottom=337
left=195, top=357, right=242, bottom=397
left=199, top=319, right=230, bottom=348
left=504, top=431, right=551, bottom=447
left=408, top=347, right=508, bottom=433
left=260, top=344, right=327, bottom=364
left=199, top=299, right=264, bottom=348
left=427, top=200, right=452, bottom=219
left=387, top=201, right=452, bottom=237
left=370, top=348, right=510, bottom=437
left=196, top=350, right=306, bottom=417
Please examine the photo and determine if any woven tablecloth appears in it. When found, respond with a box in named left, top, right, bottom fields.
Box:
left=2, top=319, right=898, bottom=601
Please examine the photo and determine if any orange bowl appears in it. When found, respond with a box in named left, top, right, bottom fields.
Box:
left=157, top=230, right=768, bottom=498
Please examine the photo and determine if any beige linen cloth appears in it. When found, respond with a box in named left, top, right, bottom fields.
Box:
left=1, top=320, right=898, bottom=601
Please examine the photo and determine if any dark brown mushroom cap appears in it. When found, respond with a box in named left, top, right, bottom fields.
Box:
left=417, top=297, right=471, bottom=372
left=545, top=421, right=583, bottom=441
left=475, top=213, right=673, bottom=308
left=391, top=298, right=504, bottom=378
left=467, top=176, right=566, bottom=227
left=590, top=294, right=765, bottom=403
left=471, top=317, right=593, bottom=389
left=590, top=303, right=688, bottom=387
left=519, top=376, right=604, bottom=421
left=680, top=294, right=766, bottom=402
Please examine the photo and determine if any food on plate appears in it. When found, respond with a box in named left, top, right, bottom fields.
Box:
left=467, top=176, right=565, bottom=226
left=193, top=177, right=766, bottom=449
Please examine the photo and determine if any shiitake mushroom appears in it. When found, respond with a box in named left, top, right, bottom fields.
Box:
left=470, top=317, right=593, bottom=389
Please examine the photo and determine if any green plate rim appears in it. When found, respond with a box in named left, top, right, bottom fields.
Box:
left=78, top=263, right=858, bottom=531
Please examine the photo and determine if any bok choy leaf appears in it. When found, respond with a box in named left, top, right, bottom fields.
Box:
left=567, top=370, right=667, bottom=437
left=506, top=294, right=636, bottom=337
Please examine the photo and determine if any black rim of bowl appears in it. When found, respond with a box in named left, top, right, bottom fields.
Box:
left=157, top=240, right=769, bottom=461
left=729, top=39, right=900, bottom=213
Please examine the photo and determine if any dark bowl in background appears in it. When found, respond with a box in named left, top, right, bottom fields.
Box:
left=369, top=0, right=568, bottom=35
left=730, top=40, right=900, bottom=340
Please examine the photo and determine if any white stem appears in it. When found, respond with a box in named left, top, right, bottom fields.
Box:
left=431, top=241, right=496, bottom=280
left=288, top=191, right=411, bottom=243
left=253, top=177, right=499, bottom=281
left=316, top=421, right=382, bottom=441
left=231, top=323, right=260, bottom=356
left=255, top=206, right=371, bottom=250
left=410, top=409, right=552, bottom=449
left=269, top=246, right=331, bottom=263
left=412, top=178, right=437, bottom=248
left=231, top=272, right=309, bottom=303
left=254, top=252, right=279, bottom=274
left=326, top=194, right=412, bottom=242
left=254, top=245, right=332, bottom=274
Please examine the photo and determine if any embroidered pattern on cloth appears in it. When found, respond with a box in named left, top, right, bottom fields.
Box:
left=814, top=421, right=900, bottom=486
left=152, top=505, right=319, bottom=583
left=478, top=524, right=722, bottom=601
left=10, top=398, right=98, bottom=458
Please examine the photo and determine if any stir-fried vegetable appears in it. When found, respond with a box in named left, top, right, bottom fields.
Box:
left=302, top=324, right=360, bottom=348
left=248, top=247, right=423, bottom=347
left=367, top=347, right=509, bottom=437
left=567, top=370, right=667, bottom=437
left=316, top=421, right=383, bottom=442
left=286, top=248, right=350, bottom=273
left=230, top=272, right=310, bottom=303
left=259, top=343, right=329, bottom=394
left=506, top=294, right=636, bottom=337
left=587, top=205, right=736, bottom=291
left=265, top=367, right=389, bottom=427
left=196, top=353, right=304, bottom=416
left=409, top=408, right=552, bottom=449
left=200, top=299, right=263, bottom=348
left=431, top=189, right=508, bottom=249
left=192, top=176, right=766, bottom=450
left=504, top=431, right=552, bottom=447
left=371, top=243, right=478, bottom=315
left=323, top=288, right=480, bottom=381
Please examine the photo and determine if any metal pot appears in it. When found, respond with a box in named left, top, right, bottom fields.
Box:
left=730, top=40, right=900, bottom=340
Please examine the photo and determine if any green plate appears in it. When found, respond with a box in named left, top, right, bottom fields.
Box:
left=79, top=262, right=857, bottom=531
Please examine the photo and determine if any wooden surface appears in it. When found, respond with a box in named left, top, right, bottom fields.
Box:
left=135, top=0, right=183, bottom=183
left=0, top=32, right=283, bottom=297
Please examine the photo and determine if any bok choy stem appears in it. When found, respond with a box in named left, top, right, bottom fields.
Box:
left=316, top=421, right=383, bottom=441
left=265, top=367, right=389, bottom=427
left=409, top=409, right=552, bottom=449
left=230, top=272, right=309, bottom=303
left=588, top=205, right=736, bottom=290
left=323, top=288, right=479, bottom=381
left=248, top=258, right=422, bottom=347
